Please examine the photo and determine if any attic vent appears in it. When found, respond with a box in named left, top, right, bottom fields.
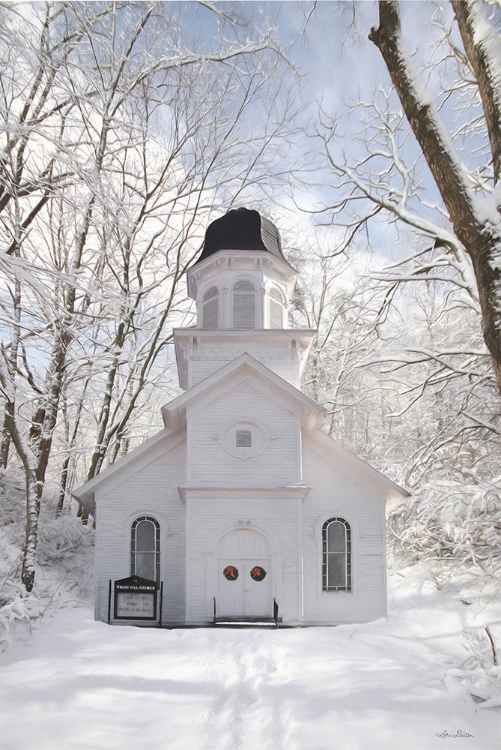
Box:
left=236, top=429, right=252, bottom=448
left=222, top=421, right=266, bottom=460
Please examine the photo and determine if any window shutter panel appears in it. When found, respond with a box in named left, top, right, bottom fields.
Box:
left=202, top=286, right=218, bottom=328
left=269, top=287, right=284, bottom=329
left=233, top=280, right=255, bottom=329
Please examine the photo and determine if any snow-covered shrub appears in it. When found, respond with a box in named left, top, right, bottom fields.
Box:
left=38, top=514, right=94, bottom=566
left=0, top=470, right=94, bottom=649
left=388, top=479, right=501, bottom=564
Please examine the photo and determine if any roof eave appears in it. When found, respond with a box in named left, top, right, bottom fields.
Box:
left=162, top=352, right=325, bottom=431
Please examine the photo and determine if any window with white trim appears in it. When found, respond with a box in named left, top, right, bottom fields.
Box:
left=269, top=286, right=284, bottom=329
left=131, top=516, right=160, bottom=582
left=232, top=280, right=256, bottom=329
left=202, top=286, right=219, bottom=329
left=322, top=518, right=351, bottom=591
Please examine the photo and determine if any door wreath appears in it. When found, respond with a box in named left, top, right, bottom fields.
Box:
left=223, top=565, right=239, bottom=581
left=250, top=565, right=266, bottom=581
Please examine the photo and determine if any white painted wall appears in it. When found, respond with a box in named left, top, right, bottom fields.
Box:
left=189, top=353, right=300, bottom=388
left=184, top=493, right=302, bottom=625
left=187, top=379, right=301, bottom=486
left=94, top=438, right=187, bottom=625
left=301, top=442, right=387, bottom=624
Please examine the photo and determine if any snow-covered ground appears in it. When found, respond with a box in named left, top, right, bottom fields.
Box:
left=1, top=564, right=500, bottom=750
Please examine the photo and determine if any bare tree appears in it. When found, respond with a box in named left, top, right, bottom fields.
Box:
left=0, top=1, right=296, bottom=585
left=368, top=0, right=501, bottom=393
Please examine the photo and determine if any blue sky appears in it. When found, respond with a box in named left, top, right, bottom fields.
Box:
left=158, top=1, right=494, bottom=264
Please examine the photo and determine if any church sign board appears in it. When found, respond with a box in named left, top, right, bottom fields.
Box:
left=113, top=575, right=158, bottom=621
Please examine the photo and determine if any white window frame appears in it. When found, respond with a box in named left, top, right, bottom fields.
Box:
left=131, top=516, right=160, bottom=583
left=322, top=517, right=352, bottom=591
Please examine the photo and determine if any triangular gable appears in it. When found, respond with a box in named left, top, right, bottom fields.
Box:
left=161, top=353, right=325, bottom=433
left=72, top=428, right=185, bottom=514
left=307, top=430, right=410, bottom=510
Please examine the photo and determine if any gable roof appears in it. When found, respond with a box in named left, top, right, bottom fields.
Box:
left=72, top=428, right=185, bottom=514
left=160, top=352, right=325, bottom=432
left=308, top=430, right=410, bottom=510
left=72, top=354, right=408, bottom=515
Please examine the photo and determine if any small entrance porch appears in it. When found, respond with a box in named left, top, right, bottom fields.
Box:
left=184, top=489, right=306, bottom=627
left=212, top=596, right=280, bottom=628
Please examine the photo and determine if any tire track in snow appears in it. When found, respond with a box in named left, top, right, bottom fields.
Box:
left=203, top=633, right=295, bottom=750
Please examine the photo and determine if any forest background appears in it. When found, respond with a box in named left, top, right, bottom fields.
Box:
left=0, top=0, right=500, bottom=625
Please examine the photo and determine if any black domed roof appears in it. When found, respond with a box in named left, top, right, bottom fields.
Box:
left=195, top=208, right=283, bottom=265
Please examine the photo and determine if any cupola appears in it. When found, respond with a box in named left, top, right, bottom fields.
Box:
left=187, top=208, right=297, bottom=331
left=194, top=207, right=284, bottom=266
left=175, top=208, right=315, bottom=391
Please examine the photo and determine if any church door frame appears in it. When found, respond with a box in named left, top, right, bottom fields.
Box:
left=213, top=525, right=277, bottom=620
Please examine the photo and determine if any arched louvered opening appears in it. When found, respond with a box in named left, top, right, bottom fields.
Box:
left=202, top=286, right=219, bottom=329
left=232, top=280, right=256, bottom=329
left=322, top=518, right=351, bottom=591
left=131, top=516, right=160, bottom=582
left=269, top=286, right=284, bottom=329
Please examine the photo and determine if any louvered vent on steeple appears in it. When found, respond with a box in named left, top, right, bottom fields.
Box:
left=232, top=280, right=256, bottom=329
left=202, top=286, right=218, bottom=328
left=269, top=287, right=284, bottom=329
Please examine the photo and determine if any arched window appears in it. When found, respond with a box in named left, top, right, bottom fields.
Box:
left=131, top=516, right=160, bottom=582
left=269, top=286, right=284, bottom=329
left=322, top=518, right=351, bottom=591
left=232, top=280, right=256, bottom=329
left=202, top=286, right=219, bottom=329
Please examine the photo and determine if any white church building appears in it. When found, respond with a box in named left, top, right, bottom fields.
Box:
left=74, top=208, right=409, bottom=627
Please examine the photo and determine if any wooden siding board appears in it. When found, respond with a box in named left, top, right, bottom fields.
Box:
left=189, top=359, right=299, bottom=389
left=301, top=441, right=387, bottom=623
left=185, top=496, right=301, bottom=624
left=94, top=440, right=187, bottom=624
left=187, top=381, right=300, bottom=486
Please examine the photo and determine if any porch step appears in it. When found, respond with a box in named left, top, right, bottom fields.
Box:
left=214, top=616, right=281, bottom=628
left=212, top=599, right=281, bottom=629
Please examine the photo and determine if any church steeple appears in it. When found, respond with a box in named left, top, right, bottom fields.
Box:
left=188, top=208, right=295, bottom=331
left=174, top=208, right=315, bottom=390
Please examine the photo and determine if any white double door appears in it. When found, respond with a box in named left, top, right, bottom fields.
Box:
left=217, top=529, right=272, bottom=619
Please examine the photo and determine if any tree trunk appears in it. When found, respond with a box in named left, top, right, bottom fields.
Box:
left=0, top=390, right=39, bottom=591
left=369, top=0, right=501, bottom=394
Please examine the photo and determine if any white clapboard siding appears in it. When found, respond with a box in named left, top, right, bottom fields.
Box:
left=187, top=380, right=300, bottom=486
left=189, top=356, right=300, bottom=389
left=185, top=495, right=301, bottom=624
left=300, top=442, right=387, bottom=624
left=95, top=439, right=187, bottom=625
